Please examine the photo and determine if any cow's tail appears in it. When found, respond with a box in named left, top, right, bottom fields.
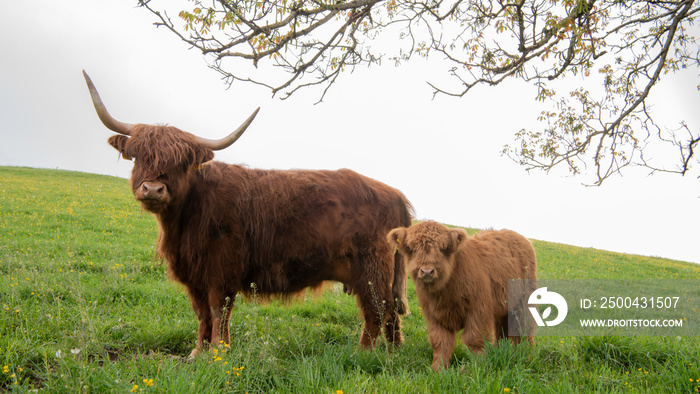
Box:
left=393, top=249, right=409, bottom=315
left=392, top=196, right=413, bottom=316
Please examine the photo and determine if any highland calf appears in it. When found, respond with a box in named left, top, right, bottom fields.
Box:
left=388, top=221, right=537, bottom=370
left=83, top=71, right=412, bottom=358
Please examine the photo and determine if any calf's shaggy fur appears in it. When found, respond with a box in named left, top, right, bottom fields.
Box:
left=388, top=221, right=537, bottom=370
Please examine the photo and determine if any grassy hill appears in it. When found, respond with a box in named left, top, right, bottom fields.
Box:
left=1, top=166, right=699, bottom=392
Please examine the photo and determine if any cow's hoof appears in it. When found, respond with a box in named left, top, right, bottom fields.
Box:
left=187, top=348, right=200, bottom=361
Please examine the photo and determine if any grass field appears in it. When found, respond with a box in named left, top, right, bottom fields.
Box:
left=1, top=166, right=699, bottom=393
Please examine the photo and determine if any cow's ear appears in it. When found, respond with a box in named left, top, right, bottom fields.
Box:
left=193, top=147, right=214, bottom=169
left=387, top=227, right=407, bottom=250
left=108, top=135, right=132, bottom=160
left=447, top=228, right=467, bottom=254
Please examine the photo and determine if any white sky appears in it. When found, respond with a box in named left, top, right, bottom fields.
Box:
left=1, top=0, right=698, bottom=264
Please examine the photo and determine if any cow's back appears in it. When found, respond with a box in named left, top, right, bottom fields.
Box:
left=239, top=166, right=408, bottom=248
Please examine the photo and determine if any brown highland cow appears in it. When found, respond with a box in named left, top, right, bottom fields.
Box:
left=388, top=221, right=537, bottom=370
left=83, top=71, right=412, bottom=358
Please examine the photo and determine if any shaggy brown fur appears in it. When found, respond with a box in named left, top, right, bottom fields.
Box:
left=388, top=221, right=536, bottom=370
left=107, top=124, right=413, bottom=358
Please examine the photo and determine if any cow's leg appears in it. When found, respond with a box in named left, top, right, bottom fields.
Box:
left=358, top=299, right=383, bottom=348
left=356, top=250, right=404, bottom=348
left=354, top=278, right=386, bottom=349
left=187, top=288, right=213, bottom=359
left=384, top=306, right=403, bottom=348
left=428, top=323, right=456, bottom=371
left=380, top=253, right=404, bottom=347
left=351, top=249, right=402, bottom=349
left=219, top=292, right=236, bottom=346
left=208, top=289, right=236, bottom=348
left=358, top=291, right=403, bottom=348
left=380, top=286, right=404, bottom=348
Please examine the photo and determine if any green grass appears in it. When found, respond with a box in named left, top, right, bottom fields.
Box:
left=1, top=166, right=699, bottom=393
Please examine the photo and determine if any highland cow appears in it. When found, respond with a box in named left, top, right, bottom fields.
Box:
left=83, top=71, right=412, bottom=358
left=388, top=221, right=536, bottom=370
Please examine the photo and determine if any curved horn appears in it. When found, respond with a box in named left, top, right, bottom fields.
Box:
left=194, top=107, right=260, bottom=151
left=82, top=70, right=135, bottom=136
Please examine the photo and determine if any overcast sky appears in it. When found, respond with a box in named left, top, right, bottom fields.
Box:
left=1, top=0, right=698, bottom=264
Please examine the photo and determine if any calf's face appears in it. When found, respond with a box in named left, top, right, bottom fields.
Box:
left=388, top=222, right=466, bottom=291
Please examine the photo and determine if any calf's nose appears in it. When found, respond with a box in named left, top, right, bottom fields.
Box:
left=141, top=182, right=165, bottom=199
left=419, top=267, right=435, bottom=277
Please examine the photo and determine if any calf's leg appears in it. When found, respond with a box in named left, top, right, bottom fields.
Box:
left=461, top=312, right=496, bottom=354
left=427, top=323, right=457, bottom=370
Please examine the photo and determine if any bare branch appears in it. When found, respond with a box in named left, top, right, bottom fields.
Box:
left=139, top=0, right=700, bottom=184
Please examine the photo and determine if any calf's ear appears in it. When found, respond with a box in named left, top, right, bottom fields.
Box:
left=387, top=227, right=407, bottom=250
left=108, top=135, right=132, bottom=160
left=447, top=228, right=468, bottom=254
